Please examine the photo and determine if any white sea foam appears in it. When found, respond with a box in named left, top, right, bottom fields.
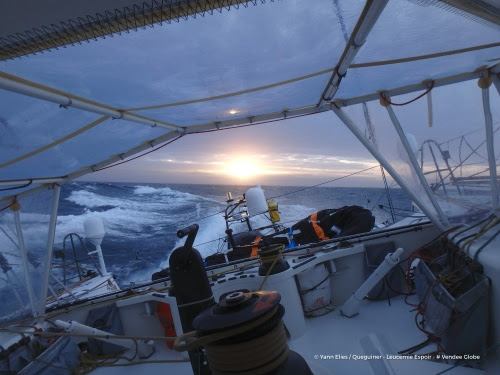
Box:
left=133, top=185, right=161, bottom=195
left=56, top=207, right=168, bottom=241
left=157, top=201, right=317, bottom=270
left=66, top=190, right=128, bottom=209
left=133, top=185, right=194, bottom=198
left=1, top=183, right=374, bottom=292
left=133, top=185, right=220, bottom=203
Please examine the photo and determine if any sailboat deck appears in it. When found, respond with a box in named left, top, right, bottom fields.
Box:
left=292, top=296, right=488, bottom=375
left=87, top=295, right=488, bottom=375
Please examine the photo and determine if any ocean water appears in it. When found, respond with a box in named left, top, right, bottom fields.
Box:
left=0, top=182, right=412, bottom=318
left=54, top=182, right=412, bottom=286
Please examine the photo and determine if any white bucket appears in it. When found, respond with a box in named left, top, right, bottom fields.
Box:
left=296, top=263, right=332, bottom=317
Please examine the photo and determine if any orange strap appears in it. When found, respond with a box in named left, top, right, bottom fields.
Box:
left=250, top=235, right=262, bottom=257
left=310, top=212, right=329, bottom=241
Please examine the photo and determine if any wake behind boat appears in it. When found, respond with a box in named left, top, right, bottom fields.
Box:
left=1, top=1, right=500, bottom=374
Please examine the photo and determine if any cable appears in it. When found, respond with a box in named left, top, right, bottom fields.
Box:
left=0, top=117, right=109, bottom=169
left=351, top=42, right=500, bottom=69
left=0, top=180, right=33, bottom=191
left=258, top=244, right=285, bottom=291
left=127, top=68, right=335, bottom=111
left=188, top=111, right=320, bottom=135
left=298, top=271, right=337, bottom=295
left=380, top=80, right=435, bottom=106
left=196, top=209, right=226, bottom=221
left=95, top=135, right=184, bottom=171
left=0, top=200, right=16, bottom=213
left=269, top=165, right=379, bottom=199
left=473, top=226, right=500, bottom=261
left=173, top=164, right=381, bottom=244
left=380, top=166, right=396, bottom=223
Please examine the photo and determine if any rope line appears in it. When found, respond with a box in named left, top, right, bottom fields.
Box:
left=0, top=197, right=17, bottom=213
left=0, top=117, right=109, bottom=169
left=0, top=327, right=177, bottom=342
left=126, top=68, right=335, bottom=111
left=258, top=244, right=285, bottom=291
left=127, top=42, right=499, bottom=111
left=174, top=306, right=278, bottom=351
left=269, top=165, right=379, bottom=199
left=95, top=135, right=184, bottom=171
left=0, top=285, right=170, bottom=328
left=0, top=180, right=33, bottom=191
left=380, top=80, right=435, bottom=106
left=351, top=42, right=500, bottom=68
left=188, top=111, right=319, bottom=134
left=96, top=111, right=317, bottom=173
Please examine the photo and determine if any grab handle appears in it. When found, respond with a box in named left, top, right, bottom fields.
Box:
left=177, top=224, right=199, bottom=250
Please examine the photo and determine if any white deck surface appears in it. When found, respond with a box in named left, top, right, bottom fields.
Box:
left=290, top=297, right=487, bottom=375
left=90, top=295, right=488, bottom=375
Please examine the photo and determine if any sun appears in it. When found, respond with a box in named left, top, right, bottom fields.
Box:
left=224, top=159, right=261, bottom=179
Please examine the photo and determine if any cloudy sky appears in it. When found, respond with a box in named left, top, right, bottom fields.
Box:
left=1, top=0, right=499, bottom=189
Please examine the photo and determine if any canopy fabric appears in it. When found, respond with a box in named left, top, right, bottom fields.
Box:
left=0, top=0, right=499, bottom=203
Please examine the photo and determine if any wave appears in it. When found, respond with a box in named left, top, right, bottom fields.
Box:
left=133, top=185, right=221, bottom=203
left=1, top=182, right=409, bottom=291
left=157, top=201, right=317, bottom=268
left=66, top=190, right=129, bottom=209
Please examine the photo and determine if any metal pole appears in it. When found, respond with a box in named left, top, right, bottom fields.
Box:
left=319, top=0, right=389, bottom=107
left=0, top=73, right=180, bottom=131
left=481, top=86, right=500, bottom=211
left=92, top=244, right=109, bottom=276
left=50, top=272, right=79, bottom=301
left=39, top=184, right=61, bottom=316
left=13, top=209, right=37, bottom=316
left=47, top=283, right=62, bottom=305
left=433, top=140, right=462, bottom=195
left=331, top=106, right=446, bottom=231
left=427, top=142, right=447, bottom=194
left=384, top=105, right=450, bottom=226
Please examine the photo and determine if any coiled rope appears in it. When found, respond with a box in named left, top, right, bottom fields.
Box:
left=258, top=244, right=285, bottom=291
left=174, top=305, right=288, bottom=375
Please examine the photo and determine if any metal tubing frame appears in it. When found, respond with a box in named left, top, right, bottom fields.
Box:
left=93, top=244, right=109, bottom=276
left=13, top=209, right=38, bottom=316
left=0, top=177, right=67, bottom=187
left=384, top=105, right=450, bottom=226
left=318, top=0, right=389, bottom=108
left=0, top=73, right=181, bottom=131
left=427, top=142, right=448, bottom=194
left=421, top=140, right=462, bottom=195
left=47, top=283, right=61, bottom=305
left=50, top=271, right=79, bottom=301
left=188, top=70, right=485, bottom=133
left=331, top=105, right=446, bottom=231
left=0, top=68, right=489, bottom=205
left=0, top=130, right=180, bottom=205
left=481, top=84, right=500, bottom=211
left=38, top=183, right=62, bottom=316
